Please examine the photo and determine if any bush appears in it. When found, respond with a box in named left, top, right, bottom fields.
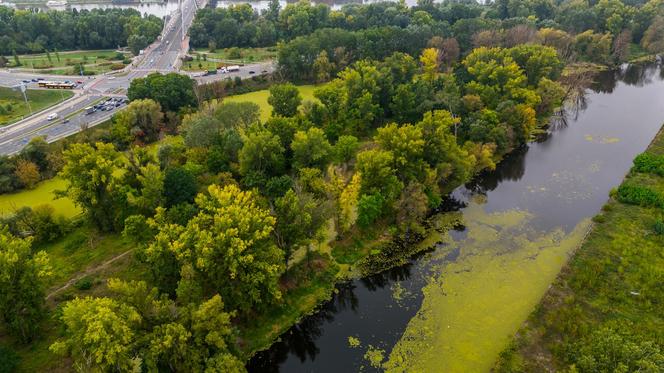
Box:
left=654, top=219, right=664, bottom=235
left=632, top=152, right=664, bottom=175
left=616, top=184, right=664, bottom=208
left=73, top=276, right=93, bottom=290
left=110, top=63, right=124, bottom=70
left=0, top=204, right=69, bottom=245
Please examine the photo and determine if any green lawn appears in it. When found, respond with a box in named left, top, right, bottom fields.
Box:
left=495, top=126, right=664, bottom=372
left=0, top=86, right=74, bottom=126
left=194, top=47, right=276, bottom=63
left=0, top=177, right=78, bottom=217
left=9, top=49, right=130, bottom=75
left=223, top=84, right=319, bottom=122
left=183, top=47, right=277, bottom=71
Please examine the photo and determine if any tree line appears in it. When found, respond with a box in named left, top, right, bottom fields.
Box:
left=188, top=0, right=664, bottom=81
left=0, top=7, right=163, bottom=55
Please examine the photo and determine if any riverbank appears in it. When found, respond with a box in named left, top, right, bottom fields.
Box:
left=495, top=125, right=664, bottom=372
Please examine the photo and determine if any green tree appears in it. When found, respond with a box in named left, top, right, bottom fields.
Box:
left=50, top=297, right=141, bottom=372
left=273, top=188, right=322, bottom=267
left=268, top=83, right=302, bottom=117
left=357, top=193, right=385, bottom=228
left=149, top=185, right=285, bottom=313
left=111, top=98, right=164, bottom=145
left=0, top=230, right=51, bottom=343
left=333, top=135, right=359, bottom=166
left=238, top=130, right=285, bottom=179
left=291, top=127, right=333, bottom=169
left=128, top=73, right=197, bottom=112
left=163, top=167, right=197, bottom=208
left=355, top=148, right=403, bottom=204
left=58, top=142, right=125, bottom=231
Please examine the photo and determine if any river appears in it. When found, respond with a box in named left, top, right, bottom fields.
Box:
left=247, top=62, right=664, bottom=372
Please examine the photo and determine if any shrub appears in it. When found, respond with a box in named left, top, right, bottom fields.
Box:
left=616, top=184, right=664, bottom=208
left=110, top=63, right=124, bottom=70
left=632, top=152, right=664, bottom=175
left=654, top=219, right=664, bottom=235
left=73, top=277, right=93, bottom=290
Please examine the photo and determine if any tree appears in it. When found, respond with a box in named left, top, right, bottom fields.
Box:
left=148, top=185, right=285, bottom=313
left=59, top=142, right=125, bottom=232
left=291, top=127, right=333, bottom=169
left=395, top=182, right=428, bottom=238
left=111, top=99, right=164, bottom=145
left=333, top=135, right=359, bottom=166
left=51, top=279, right=245, bottom=372
left=355, top=149, right=402, bottom=205
left=128, top=73, right=197, bottom=112
left=642, top=16, right=664, bottom=53
left=420, top=48, right=439, bottom=82
left=50, top=297, right=141, bottom=372
left=14, top=159, right=40, bottom=189
left=238, top=130, right=285, bottom=179
left=312, top=50, right=334, bottom=83
left=357, top=193, right=384, bottom=228
left=268, top=83, right=302, bottom=117
left=163, top=167, right=197, bottom=208
left=273, top=188, right=322, bottom=267
left=0, top=230, right=51, bottom=343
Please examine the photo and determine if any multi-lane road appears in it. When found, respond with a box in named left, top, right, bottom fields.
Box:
left=0, top=0, right=275, bottom=155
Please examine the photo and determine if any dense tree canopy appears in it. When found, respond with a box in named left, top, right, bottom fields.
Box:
left=128, top=73, right=197, bottom=113
left=0, top=230, right=51, bottom=343
left=0, top=7, right=162, bottom=55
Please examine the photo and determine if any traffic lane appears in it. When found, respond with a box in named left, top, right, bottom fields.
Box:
left=194, top=62, right=276, bottom=84
left=0, top=99, right=124, bottom=155
left=0, top=95, right=99, bottom=141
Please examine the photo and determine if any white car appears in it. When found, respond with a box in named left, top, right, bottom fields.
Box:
left=47, top=113, right=59, bottom=121
left=108, top=76, right=116, bottom=80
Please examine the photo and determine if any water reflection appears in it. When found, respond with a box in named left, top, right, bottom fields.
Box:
left=248, top=62, right=664, bottom=372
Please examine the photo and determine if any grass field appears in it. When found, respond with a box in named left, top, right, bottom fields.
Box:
left=0, top=86, right=74, bottom=125
left=495, top=126, right=664, bottom=372
left=0, top=177, right=78, bottom=217
left=9, top=49, right=129, bottom=75
left=183, top=47, right=277, bottom=71
left=223, top=84, right=319, bottom=122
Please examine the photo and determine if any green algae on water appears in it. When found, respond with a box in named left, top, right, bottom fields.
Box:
left=385, top=202, right=592, bottom=373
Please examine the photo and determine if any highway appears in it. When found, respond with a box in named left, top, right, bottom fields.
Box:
left=0, top=0, right=275, bottom=156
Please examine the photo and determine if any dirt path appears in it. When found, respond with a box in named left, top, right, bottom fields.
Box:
left=46, top=249, right=134, bottom=300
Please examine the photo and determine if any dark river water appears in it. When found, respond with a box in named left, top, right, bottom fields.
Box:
left=247, top=62, right=664, bottom=372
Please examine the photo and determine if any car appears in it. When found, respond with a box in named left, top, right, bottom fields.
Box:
left=76, top=80, right=83, bottom=84
left=63, top=119, right=69, bottom=123
left=47, top=113, right=58, bottom=121
left=31, top=78, right=38, bottom=82
left=249, top=71, right=255, bottom=74
left=261, top=70, right=268, bottom=74
left=64, top=80, right=71, bottom=83
left=108, top=76, right=116, bottom=80
left=22, top=80, right=30, bottom=83
left=37, top=78, right=44, bottom=81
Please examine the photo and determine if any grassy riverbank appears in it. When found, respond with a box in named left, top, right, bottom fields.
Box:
left=495, top=126, right=664, bottom=372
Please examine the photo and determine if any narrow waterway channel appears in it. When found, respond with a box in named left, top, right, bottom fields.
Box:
left=247, top=62, right=664, bottom=372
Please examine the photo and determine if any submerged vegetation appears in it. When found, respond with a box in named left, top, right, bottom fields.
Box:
left=496, top=127, right=664, bottom=372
